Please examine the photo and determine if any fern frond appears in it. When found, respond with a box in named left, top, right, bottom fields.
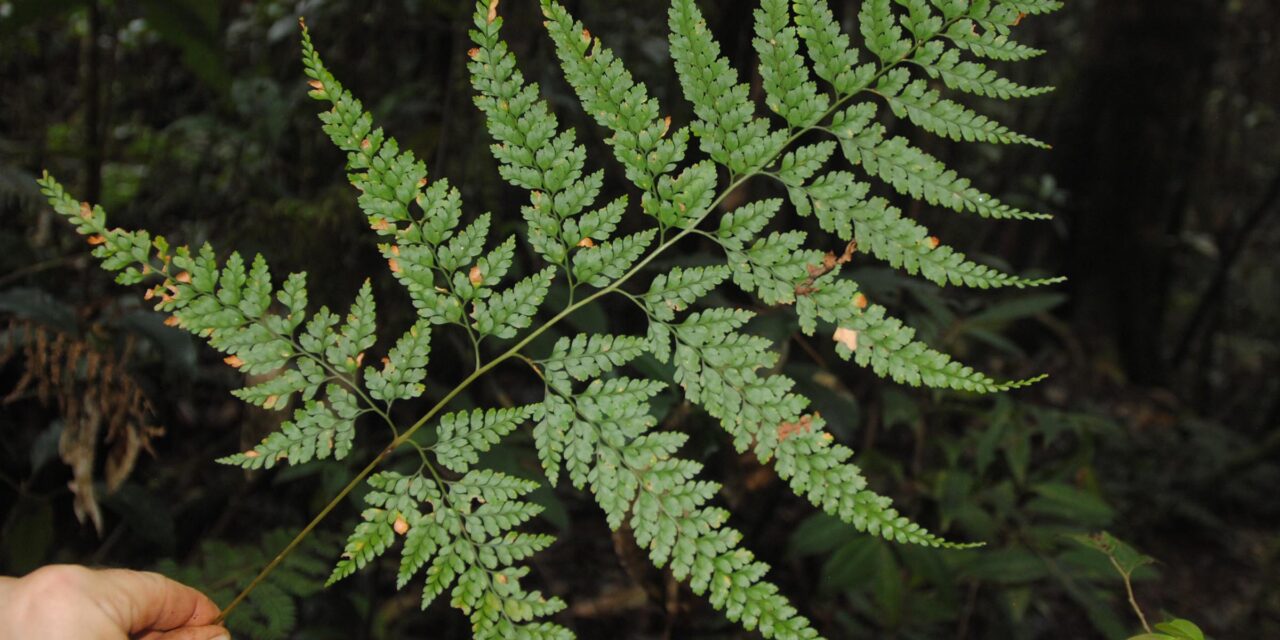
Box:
left=333, top=469, right=572, bottom=639
left=38, top=174, right=380, bottom=471
left=753, top=0, right=829, bottom=127
left=792, top=0, right=875, bottom=96
left=541, top=0, right=687, bottom=192
left=219, top=388, right=360, bottom=469
left=832, top=105, right=1050, bottom=220
left=537, top=371, right=822, bottom=638
left=642, top=266, right=732, bottom=322
left=541, top=333, right=650, bottom=383
left=664, top=307, right=968, bottom=547
left=798, top=276, right=1041, bottom=391
left=469, top=1, right=622, bottom=279
left=43, top=2, right=1071, bottom=636
left=912, top=44, right=1053, bottom=99
left=944, top=19, right=1045, bottom=61
left=860, top=0, right=913, bottom=62
left=571, top=229, right=656, bottom=287
left=998, top=0, right=1065, bottom=16
left=877, top=74, right=1049, bottom=147
left=433, top=406, right=536, bottom=473
left=669, top=0, right=787, bottom=174
left=472, top=267, right=556, bottom=340
left=847, top=196, right=1061, bottom=288
left=365, top=320, right=432, bottom=403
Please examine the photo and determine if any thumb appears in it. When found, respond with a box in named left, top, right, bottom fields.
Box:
left=148, top=625, right=230, bottom=640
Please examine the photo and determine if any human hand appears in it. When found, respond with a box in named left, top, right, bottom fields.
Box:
left=0, top=565, right=229, bottom=640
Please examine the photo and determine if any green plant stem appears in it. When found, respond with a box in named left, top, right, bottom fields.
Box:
left=1112, top=558, right=1152, bottom=633
left=214, top=44, right=922, bottom=619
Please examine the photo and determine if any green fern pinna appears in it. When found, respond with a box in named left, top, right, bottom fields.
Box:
left=39, top=0, right=1063, bottom=637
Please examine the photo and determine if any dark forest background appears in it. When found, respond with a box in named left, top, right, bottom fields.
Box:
left=1, top=1, right=1278, bottom=638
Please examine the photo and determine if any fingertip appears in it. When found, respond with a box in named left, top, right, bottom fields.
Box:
left=150, top=624, right=231, bottom=640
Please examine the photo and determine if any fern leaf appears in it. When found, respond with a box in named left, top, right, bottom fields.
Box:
left=365, top=320, right=432, bottom=403
left=39, top=173, right=382, bottom=473
left=642, top=266, right=732, bottom=321
left=800, top=277, right=1041, bottom=391
left=847, top=195, right=1061, bottom=288
left=434, top=406, right=535, bottom=474
left=542, top=334, right=649, bottom=383
left=541, top=0, right=687, bottom=191
left=944, top=19, right=1045, bottom=61
left=717, top=199, right=782, bottom=251
left=796, top=170, right=869, bottom=238
left=324, top=280, right=377, bottom=374
left=541, top=374, right=822, bottom=638
left=835, top=111, right=1051, bottom=220
left=668, top=309, right=966, bottom=548
left=438, top=213, right=492, bottom=274
left=470, top=0, right=613, bottom=275
left=775, top=141, right=837, bottom=189
left=303, top=30, right=428, bottom=236
left=571, top=229, right=656, bottom=288
left=220, top=385, right=360, bottom=469
left=753, top=0, right=829, bottom=127
left=913, top=44, right=1053, bottom=99
left=792, top=0, right=876, bottom=96
left=879, top=75, right=1049, bottom=147
left=860, top=0, right=912, bottom=62
left=730, top=231, right=825, bottom=305
left=531, top=395, right=572, bottom=487
left=472, top=267, right=556, bottom=340
left=669, top=0, right=787, bottom=174
left=643, top=161, right=718, bottom=230
left=997, top=0, right=1064, bottom=16
left=334, top=468, right=571, bottom=638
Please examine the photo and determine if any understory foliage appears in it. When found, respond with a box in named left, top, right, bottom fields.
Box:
left=38, top=0, right=1062, bottom=637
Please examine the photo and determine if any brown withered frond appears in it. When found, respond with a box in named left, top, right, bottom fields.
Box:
left=1, top=318, right=164, bottom=534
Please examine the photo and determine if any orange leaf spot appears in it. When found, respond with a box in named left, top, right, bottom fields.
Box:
left=833, top=327, right=859, bottom=351
left=487, top=0, right=499, bottom=23
left=581, top=28, right=591, bottom=44
left=468, top=47, right=480, bottom=60
left=175, top=271, right=192, bottom=283
left=224, top=355, right=244, bottom=368
left=360, top=138, right=371, bottom=150
left=777, top=415, right=815, bottom=442
left=927, top=236, right=940, bottom=249
left=388, top=258, right=401, bottom=273
left=244, top=450, right=260, bottom=459
left=469, top=266, right=484, bottom=286
left=308, top=79, right=324, bottom=91
left=79, top=202, right=93, bottom=219
left=164, top=316, right=181, bottom=327
left=393, top=514, right=410, bottom=535
left=264, top=395, right=279, bottom=410
left=87, top=235, right=107, bottom=245
left=577, top=237, right=595, bottom=248
left=853, top=293, right=868, bottom=309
